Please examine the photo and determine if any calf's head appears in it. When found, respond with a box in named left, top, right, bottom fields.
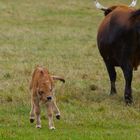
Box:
left=38, top=81, right=53, bottom=102
left=36, top=69, right=54, bottom=102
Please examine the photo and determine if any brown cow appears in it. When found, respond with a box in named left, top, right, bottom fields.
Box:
left=29, top=66, right=65, bottom=129
left=94, top=0, right=140, bottom=104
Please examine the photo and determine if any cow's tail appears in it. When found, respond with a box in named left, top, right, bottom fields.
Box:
left=51, top=76, right=65, bottom=83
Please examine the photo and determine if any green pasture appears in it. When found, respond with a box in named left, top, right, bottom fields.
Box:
left=0, top=0, right=140, bottom=139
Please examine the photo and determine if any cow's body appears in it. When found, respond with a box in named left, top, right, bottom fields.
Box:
left=98, top=6, right=139, bottom=68
left=97, top=4, right=140, bottom=104
left=29, top=66, right=65, bottom=129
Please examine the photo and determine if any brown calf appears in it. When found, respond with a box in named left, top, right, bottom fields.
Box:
left=29, top=66, right=65, bottom=129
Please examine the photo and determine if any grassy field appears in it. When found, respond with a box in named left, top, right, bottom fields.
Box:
left=0, top=0, right=140, bottom=139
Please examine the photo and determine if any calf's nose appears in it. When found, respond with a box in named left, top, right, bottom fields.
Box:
left=47, top=96, right=52, bottom=101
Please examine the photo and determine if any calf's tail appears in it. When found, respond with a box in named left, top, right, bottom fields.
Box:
left=51, top=76, right=65, bottom=83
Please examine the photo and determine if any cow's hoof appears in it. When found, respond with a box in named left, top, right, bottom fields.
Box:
left=125, top=96, right=133, bottom=105
left=36, top=125, right=41, bottom=128
left=30, top=118, right=34, bottom=123
left=49, top=126, right=55, bottom=130
left=110, top=90, right=117, bottom=96
left=125, top=99, right=133, bottom=105
left=110, top=92, right=117, bottom=96
left=56, top=114, right=60, bottom=120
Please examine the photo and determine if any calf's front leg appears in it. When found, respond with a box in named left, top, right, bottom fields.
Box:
left=30, top=99, right=35, bottom=123
left=34, top=99, right=41, bottom=128
left=46, top=102, right=55, bottom=130
left=52, top=97, right=60, bottom=119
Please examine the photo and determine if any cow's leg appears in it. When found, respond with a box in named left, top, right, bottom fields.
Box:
left=121, top=64, right=133, bottom=104
left=30, top=98, right=35, bottom=123
left=52, top=97, right=60, bottom=120
left=104, top=61, right=117, bottom=95
left=46, top=102, right=55, bottom=130
left=34, top=99, right=41, bottom=128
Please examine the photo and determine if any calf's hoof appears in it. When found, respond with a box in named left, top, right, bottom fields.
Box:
left=56, top=114, right=60, bottom=120
left=49, top=126, right=55, bottom=130
left=36, top=125, right=41, bottom=128
left=30, top=118, right=34, bottom=123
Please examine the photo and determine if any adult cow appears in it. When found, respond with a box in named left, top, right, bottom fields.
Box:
left=94, top=0, right=140, bottom=104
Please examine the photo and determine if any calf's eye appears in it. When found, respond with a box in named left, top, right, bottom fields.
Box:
left=39, top=91, right=44, bottom=95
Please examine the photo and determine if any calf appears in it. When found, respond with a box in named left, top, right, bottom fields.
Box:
left=29, top=66, right=65, bottom=129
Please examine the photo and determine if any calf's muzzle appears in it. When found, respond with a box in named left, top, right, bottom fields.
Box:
left=47, top=96, right=52, bottom=101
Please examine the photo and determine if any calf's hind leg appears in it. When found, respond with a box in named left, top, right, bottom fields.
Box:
left=52, top=97, right=60, bottom=120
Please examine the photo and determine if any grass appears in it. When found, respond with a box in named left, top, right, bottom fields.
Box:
left=0, top=0, right=140, bottom=139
